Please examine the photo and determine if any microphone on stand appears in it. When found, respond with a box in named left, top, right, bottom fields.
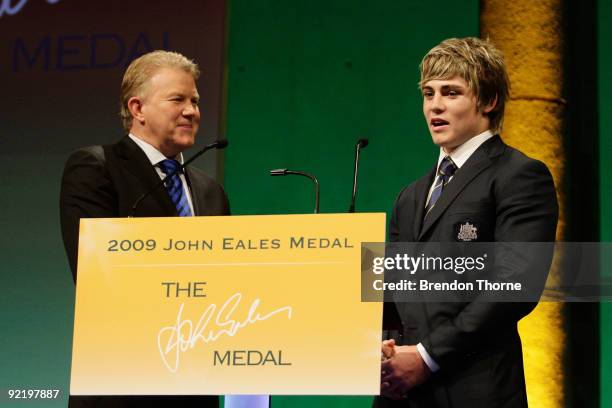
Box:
left=269, top=168, right=320, bottom=214
left=130, top=139, right=229, bottom=217
left=348, top=138, right=369, bottom=213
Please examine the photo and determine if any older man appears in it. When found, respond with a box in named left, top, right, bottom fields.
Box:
left=60, top=50, right=228, bottom=407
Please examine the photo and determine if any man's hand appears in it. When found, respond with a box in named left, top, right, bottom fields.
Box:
left=381, top=339, right=396, bottom=360
left=380, top=344, right=431, bottom=399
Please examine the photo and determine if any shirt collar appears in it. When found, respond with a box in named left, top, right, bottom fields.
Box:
left=128, top=133, right=184, bottom=166
left=437, top=130, right=494, bottom=169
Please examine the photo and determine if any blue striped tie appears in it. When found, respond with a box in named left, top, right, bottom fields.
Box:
left=425, top=156, right=457, bottom=216
left=158, top=159, right=193, bottom=217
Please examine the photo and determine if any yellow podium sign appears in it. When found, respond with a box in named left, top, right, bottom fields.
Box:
left=71, top=213, right=385, bottom=395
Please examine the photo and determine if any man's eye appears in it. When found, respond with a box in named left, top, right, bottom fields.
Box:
left=423, top=91, right=433, bottom=98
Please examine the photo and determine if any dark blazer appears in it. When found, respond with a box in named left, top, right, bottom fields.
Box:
left=375, top=135, right=558, bottom=408
left=60, top=136, right=230, bottom=280
left=60, top=136, right=229, bottom=408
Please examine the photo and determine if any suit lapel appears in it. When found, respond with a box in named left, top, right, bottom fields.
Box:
left=115, top=137, right=177, bottom=216
left=413, top=166, right=436, bottom=240
left=185, top=167, right=205, bottom=216
left=418, top=135, right=503, bottom=240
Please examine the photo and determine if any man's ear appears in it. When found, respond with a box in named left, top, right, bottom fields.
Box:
left=127, top=96, right=145, bottom=124
left=482, top=94, right=498, bottom=114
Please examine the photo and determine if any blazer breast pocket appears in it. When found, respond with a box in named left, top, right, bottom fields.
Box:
left=445, top=201, right=495, bottom=242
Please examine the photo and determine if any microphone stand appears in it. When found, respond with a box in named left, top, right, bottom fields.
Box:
left=348, top=138, right=369, bottom=213
left=269, top=169, right=320, bottom=214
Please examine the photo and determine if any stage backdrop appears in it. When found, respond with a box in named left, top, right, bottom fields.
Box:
left=0, top=1, right=226, bottom=407
left=3, top=1, right=609, bottom=407
left=599, top=1, right=612, bottom=407
left=223, top=0, right=477, bottom=406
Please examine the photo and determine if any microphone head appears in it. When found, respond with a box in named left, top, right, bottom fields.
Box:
left=357, top=138, right=369, bottom=149
left=269, top=168, right=288, bottom=176
left=215, top=139, right=229, bottom=149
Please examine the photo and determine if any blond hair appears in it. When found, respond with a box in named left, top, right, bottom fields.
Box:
left=119, top=50, right=200, bottom=132
left=420, top=37, right=510, bottom=133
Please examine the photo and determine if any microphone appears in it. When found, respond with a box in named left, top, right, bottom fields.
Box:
left=269, top=168, right=320, bottom=214
left=129, top=139, right=229, bottom=217
left=348, top=138, right=369, bottom=213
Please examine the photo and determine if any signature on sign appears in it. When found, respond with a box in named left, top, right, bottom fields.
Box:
left=0, top=0, right=61, bottom=18
left=157, top=293, right=293, bottom=373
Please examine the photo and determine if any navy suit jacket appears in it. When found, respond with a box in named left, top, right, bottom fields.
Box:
left=376, top=135, right=558, bottom=408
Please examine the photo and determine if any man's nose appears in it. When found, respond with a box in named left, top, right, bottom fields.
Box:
left=183, top=103, right=197, bottom=116
left=430, top=94, right=445, bottom=113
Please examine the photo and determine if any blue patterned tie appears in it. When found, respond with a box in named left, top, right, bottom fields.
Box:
left=425, top=156, right=457, bottom=216
left=158, top=159, right=193, bottom=217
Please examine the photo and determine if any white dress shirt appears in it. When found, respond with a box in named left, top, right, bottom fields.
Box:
left=425, top=130, right=494, bottom=207
left=128, top=134, right=195, bottom=215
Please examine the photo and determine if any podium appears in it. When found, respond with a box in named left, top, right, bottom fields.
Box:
left=70, top=213, right=385, bottom=396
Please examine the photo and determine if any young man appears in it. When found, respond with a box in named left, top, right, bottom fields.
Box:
left=60, top=50, right=228, bottom=407
left=376, top=38, right=558, bottom=407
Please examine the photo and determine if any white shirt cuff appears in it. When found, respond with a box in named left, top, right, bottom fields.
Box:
left=416, top=343, right=440, bottom=372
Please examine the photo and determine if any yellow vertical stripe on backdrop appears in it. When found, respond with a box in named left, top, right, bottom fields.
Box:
left=481, top=1, right=565, bottom=408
